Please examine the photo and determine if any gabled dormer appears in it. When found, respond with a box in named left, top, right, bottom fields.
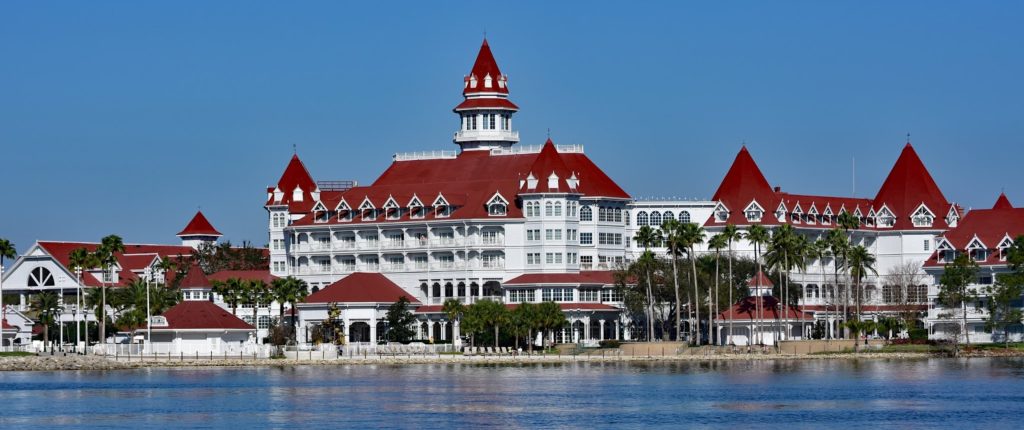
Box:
left=791, top=203, right=803, bottom=224
left=865, top=208, right=876, bottom=227
left=875, top=205, right=896, bottom=228
left=487, top=192, right=508, bottom=216
left=822, top=205, right=834, bottom=225
left=998, top=235, right=1014, bottom=261
left=335, top=199, right=353, bottom=222
left=911, top=203, right=935, bottom=228
left=566, top=173, right=579, bottom=190
left=945, top=205, right=960, bottom=228
left=525, top=173, right=538, bottom=190
left=292, top=185, right=304, bottom=202
left=775, top=202, right=788, bottom=222
left=312, top=201, right=329, bottom=223
left=967, top=236, right=988, bottom=262
left=547, top=172, right=560, bottom=190
left=358, top=197, right=376, bottom=221
left=408, top=195, right=424, bottom=219
left=936, top=237, right=956, bottom=263
left=744, top=200, right=764, bottom=223
left=383, top=196, right=401, bottom=220
left=713, top=202, right=730, bottom=223
left=273, top=186, right=284, bottom=203
left=806, top=205, right=819, bottom=225
left=433, top=193, right=451, bottom=218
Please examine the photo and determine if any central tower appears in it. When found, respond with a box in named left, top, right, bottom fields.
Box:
left=453, top=39, right=519, bottom=151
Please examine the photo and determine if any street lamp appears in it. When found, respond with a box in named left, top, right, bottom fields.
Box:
left=144, top=267, right=152, bottom=355
left=58, top=291, right=64, bottom=352
left=74, top=267, right=82, bottom=353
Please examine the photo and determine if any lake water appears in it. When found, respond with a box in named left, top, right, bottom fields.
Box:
left=1, top=358, right=1023, bottom=429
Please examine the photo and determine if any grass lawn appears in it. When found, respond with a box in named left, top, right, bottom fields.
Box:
left=966, top=343, right=1024, bottom=351
left=0, top=351, right=35, bottom=357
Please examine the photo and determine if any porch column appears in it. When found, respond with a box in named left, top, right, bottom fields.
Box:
left=598, top=320, right=605, bottom=341
left=614, top=320, right=620, bottom=340
left=369, top=317, right=377, bottom=345
left=453, top=320, right=461, bottom=347
left=424, top=318, right=432, bottom=340
left=440, top=321, right=448, bottom=341
left=583, top=316, right=591, bottom=340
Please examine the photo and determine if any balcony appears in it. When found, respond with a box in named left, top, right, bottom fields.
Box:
left=454, top=130, right=519, bottom=142
left=333, top=242, right=357, bottom=251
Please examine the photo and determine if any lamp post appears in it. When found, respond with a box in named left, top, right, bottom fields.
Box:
left=58, top=290, right=64, bottom=352
left=75, top=267, right=82, bottom=353
left=144, top=267, right=152, bottom=355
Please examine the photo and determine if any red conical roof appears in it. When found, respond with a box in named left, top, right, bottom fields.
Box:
left=277, top=154, right=317, bottom=195
left=527, top=139, right=573, bottom=192
left=709, top=146, right=781, bottom=225
left=177, top=211, right=221, bottom=237
left=993, top=193, right=1013, bottom=210
left=179, top=264, right=212, bottom=289
left=464, top=39, right=508, bottom=95
left=872, top=143, right=950, bottom=229
left=747, top=271, right=774, bottom=288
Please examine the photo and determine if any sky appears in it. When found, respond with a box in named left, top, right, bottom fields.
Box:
left=2, top=2, right=1023, bottom=254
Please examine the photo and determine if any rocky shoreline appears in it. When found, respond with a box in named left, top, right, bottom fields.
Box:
left=0, top=351, right=966, bottom=372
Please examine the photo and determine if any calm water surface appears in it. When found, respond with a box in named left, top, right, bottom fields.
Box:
left=1, top=358, right=1023, bottom=429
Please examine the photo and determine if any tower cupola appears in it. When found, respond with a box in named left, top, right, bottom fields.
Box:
left=453, top=39, right=519, bottom=151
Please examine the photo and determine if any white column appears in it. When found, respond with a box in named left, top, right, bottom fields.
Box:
left=440, top=321, right=448, bottom=341
left=599, top=320, right=605, bottom=341
left=453, top=320, right=461, bottom=347
left=583, top=316, right=591, bottom=340
left=369, top=317, right=377, bottom=345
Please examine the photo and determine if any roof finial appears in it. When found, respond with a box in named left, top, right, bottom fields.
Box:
left=906, top=132, right=911, bottom=144
left=293, top=143, right=297, bottom=154
left=547, top=128, right=550, bottom=139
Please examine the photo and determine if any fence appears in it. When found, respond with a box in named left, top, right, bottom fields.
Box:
left=101, top=343, right=275, bottom=360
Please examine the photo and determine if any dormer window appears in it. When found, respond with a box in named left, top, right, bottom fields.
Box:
left=484, top=74, right=493, bottom=88
left=911, top=204, right=935, bottom=228
left=946, top=207, right=960, bottom=228
left=775, top=203, right=787, bottom=221
left=526, top=173, right=538, bottom=189
left=791, top=208, right=802, bottom=224
left=714, top=203, right=729, bottom=223
left=547, top=172, right=559, bottom=189
left=807, top=207, right=818, bottom=225
left=487, top=193, right=508, bottom=216
left=875, top=206, right=895, bottom=228
left=383, top=198, right=401, bottom=220
left=998, top=236, right=1013, bottom=261
left=292, top=186, right=304, bottom=202
left=744, top=201, right=764, bottom=223
left=822, top=207, right=833, bottom=225
left=358, top=199, right=376, bottom=221
left=937, top=239, right=955, bottom=263
left=409, top=197, right=424, bottom=219
left=312, top=202, right=329, bottom=224
left=967, top=238, right=988, bottom=262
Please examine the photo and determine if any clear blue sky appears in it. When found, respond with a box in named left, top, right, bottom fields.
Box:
left=2, top=2, right=1023, bottom=254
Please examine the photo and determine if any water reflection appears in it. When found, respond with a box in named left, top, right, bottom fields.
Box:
left=1, top=359, right=1023, bottom=428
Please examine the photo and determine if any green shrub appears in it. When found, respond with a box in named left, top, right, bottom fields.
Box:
left=909, top=328, right=928, bottom=341
left=598, top=340, right=621, bottom=349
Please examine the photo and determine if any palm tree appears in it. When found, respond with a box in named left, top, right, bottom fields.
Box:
left=213, top=278, right=247, bottom=315
left=0, top=238, right=15, bottom=330
left=826, top=228, right=850, bottom=338
left=94, top=234, right=125, bottom=346
left=746, top=224, right=770, bottom=345
left=511, top=302, right=538, bottom=353
left=847, top=244, right=877, bottom=341
left=32, top=290, right=61, bottom=352
left=272, top=276, right=309, bottom=343
left=536, top=301, right=567, bottom=350
left=156, top=257, right=177, bottom=287
left=765, top=224, right=805, bottom=344
left=708, top=234, right=728, bottom=345
left=660, top=217, right=684, bottom=341
left=68, top=247, right=97, bottom=349
left=837, top=212, right=860, bottom=336
left=441, top=298, right=464, bottom=344
left=678, top=222, right=705, bottom=345
left=720, top=225, right=743, bottom=344
left=808, top=238, right=832, bottom=339
left=632, top=225, right=662, bottom=341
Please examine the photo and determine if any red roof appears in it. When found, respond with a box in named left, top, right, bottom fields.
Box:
left=871, top=143, right=951, bottom=230
left=454, top=98, right=519, bottom=111
left=925, top=206, right=1024, bottom=267
left=416, top=302, right=618, bottom=314
left=717, top=296, right=812, bottom=321
left=747, top=271, right=774, bottom=288
left=463, top=39, right=508, bottom=96
left=266, top=154, right=319, bottom=211
left=801, top=304, right=927, bottom=312
left=286, top=140, right=629, bottom=227
left=1, top=319, right=16, bottom=331
left=36, top=241, right=195, bottom=287
left=708, top=146, right=781, bottom=226
left=305, top=272, right=420, bottom=304
left=145, top=300, right=254, bottom=331
left=208, top=270, right=278, bottom=285
left=179, top=265, right=212, bottom=289
left=177, top=211, right=222, bottom=237
left=994, top=193, right=1014, bottom=210
left=504, top=271, right=616, bottom=286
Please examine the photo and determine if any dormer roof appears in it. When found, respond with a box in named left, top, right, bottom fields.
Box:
left=463, top=39, right=508, bottom=96
left=872, top=143, right=950, bottom=229
left=994, top=192, right=1014, bottom=210
left=526, top=139, right=573, bottom=192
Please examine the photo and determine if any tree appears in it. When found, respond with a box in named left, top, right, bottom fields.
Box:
left=766, top=224, right=804, bottom=346
left=632, top=225, right=662, bottom=341
left=326, top=302, right=344, bottom=345
left=847, top=244, right=877, bottom=351
left=470, top=299, right=507, bottom=348
left=212, top=278, right=246, bottom=315
left=886, top=261, right=926, bottom=335
left=271, top=276, right=309, bottom=343
left=708, top=234, right=728, bottom=345
left=93, top=234, right=125, bottom=346
left=938, top=253, right=980, bottom=346
left=441, top=298, right=464, bottom=344
left=826, top=228, right=850, bottom=338
left=720, top=225, right=744, bottom=344
left=536, top=301, right=567, bottom=349
left=837, top=212, right=860, bottom=336
left=191, top=241, right=269, bottom=274
left=660, top=217, right=684, bottom=342
left=986, top=241, right=1024, bottom=347
left=677, top=222, right=706, bottom=345
left=112, top=279, right=179, bottom=334
left=843, top=318, right=876, bottom=352
left=156, top=257, right=178, bottom=287
left=746, top=224, right=770, bottom=345
left=511, top=302, right=538, bottom=352
left=68, top=247, right=97, bottom=350
left=385, top=296, right=417, bottom=342
left=808, top=238, right=833, bottom=339
left=32, top=290, right=61, bottom=351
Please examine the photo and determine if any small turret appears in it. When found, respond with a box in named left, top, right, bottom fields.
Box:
left=177, top=211, right=222, bottom=249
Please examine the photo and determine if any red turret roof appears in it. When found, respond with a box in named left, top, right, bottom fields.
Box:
left=709, top=146, right=781, bottom=226
left=717, top=296, right=812, bottom=321
left=177, top=211, right=222, bottom=237
left=266, top=154, right=318, bottom=211
left=525, top=139, right=575, bottom=192
left=994, top=193, right=1014, bottom=210
left=464, top=39, right=508, bottom=95
left=305, top=272, right=421, bottom=304
left=179, top=265, right=211, bottom=289
left=747, top=271, right=774, bottom=288
left=871, top=143, right=951, bottom=229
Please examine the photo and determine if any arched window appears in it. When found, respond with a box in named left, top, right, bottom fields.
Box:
left=28, top=267, right=55, bottom=287
left=663, top=211, right=674, bottom=223
left=258, top=316, right=271, bottom=329
left=580, top=206, right=592, bottom=221
left=678, top=211, right=691, bottom=223
left=636, top=211, right=649, bottom=226
left=649, top=211, right=662, bottom=226
left=545, top=202, right=553, bottom=217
